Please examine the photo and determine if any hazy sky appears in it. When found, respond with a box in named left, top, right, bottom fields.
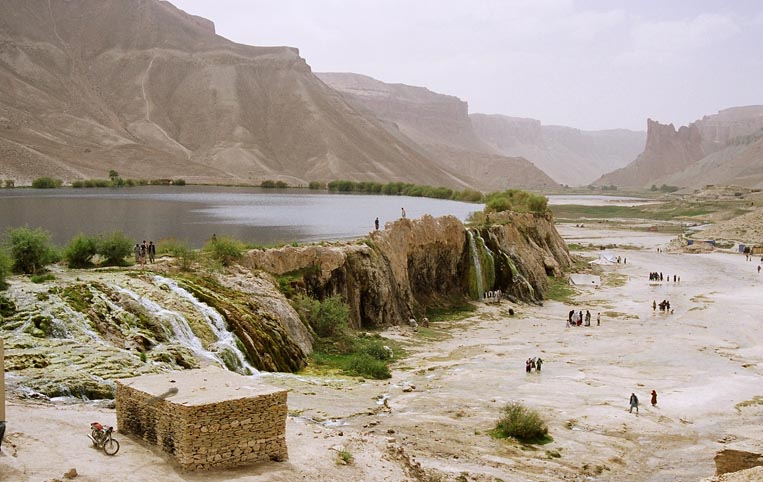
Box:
left=169, top=0, right=762, bottom=131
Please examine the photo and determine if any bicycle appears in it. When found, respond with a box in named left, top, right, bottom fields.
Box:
left=88, top=422, right=120, bottom=456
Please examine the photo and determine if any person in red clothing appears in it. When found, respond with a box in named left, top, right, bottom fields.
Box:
left=651, top=390, right=658, bottom=406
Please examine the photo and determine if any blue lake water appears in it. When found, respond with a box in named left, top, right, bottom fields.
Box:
left=0, top=186, right=483, bottom=247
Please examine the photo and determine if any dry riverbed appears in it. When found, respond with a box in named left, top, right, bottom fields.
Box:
left=3, top=225, right=763, bottom=481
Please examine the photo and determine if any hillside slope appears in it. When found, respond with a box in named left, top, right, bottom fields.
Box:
left=317, top=72, right=558, bottom=191
left=470, top=113, right=645, bottom=186
left=0, top=0, right=472, bottom=188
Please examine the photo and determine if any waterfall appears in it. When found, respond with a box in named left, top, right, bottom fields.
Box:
left=152, top=275, right=257, bottom=376
left=112, top=280, right=256, bottom=376
left=467, top=230, right=484, bottom=300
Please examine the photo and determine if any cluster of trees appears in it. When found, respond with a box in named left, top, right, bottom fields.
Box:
left=325, top=179, right=484, bottom=202
left=260, top=180, right=288, bottom=188
left=650, top=184, right=679, bottom=193
left=484, top=189, right=548, bottom=214
left=28, top=171, right=186, bottom=189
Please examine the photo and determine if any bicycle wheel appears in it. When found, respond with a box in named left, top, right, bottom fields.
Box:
left=103, top=438, right=120, bottom=456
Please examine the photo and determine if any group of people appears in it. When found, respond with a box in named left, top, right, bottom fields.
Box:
left=133, top=240, right=156, bottom=266
left=653, top=299, right=672, bottom=313
left=648, top=272, right=680, bottom=282
left=483, top=290, right=502, bottom=302
left=629, top=390, right=658, bottom=414
left=567, top=309, right=600, bottom=327
left=525, top=356, right=543, bottom=373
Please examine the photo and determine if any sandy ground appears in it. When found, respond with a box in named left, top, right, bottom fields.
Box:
left=3, top=225, right=763, bottom=481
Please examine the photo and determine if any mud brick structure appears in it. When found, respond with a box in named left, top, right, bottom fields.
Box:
left=116, top=366, right=287, bottom=470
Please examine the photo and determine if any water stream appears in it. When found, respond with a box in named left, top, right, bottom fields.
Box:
left=467, top=230, right=484, bottom=300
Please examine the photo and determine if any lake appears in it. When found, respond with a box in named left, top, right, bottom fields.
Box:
left=546, top=194, right=659, bottom=207
left=0, top=186, right=483, bottom=247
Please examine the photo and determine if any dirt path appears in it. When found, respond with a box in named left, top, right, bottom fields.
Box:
left=3, top=226, right=763, bottom=481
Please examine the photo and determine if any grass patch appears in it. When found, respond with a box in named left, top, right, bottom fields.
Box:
left=601, top=311, right=639, bottom=320
left=544, top=276, right=577, bottom=303
left=336, top=449, right=354, bottom=465
left=30, top=273, right=56, bottom=283
left=604, top=273, right=628, bottom=288
left=309, top=332, right=404, bottom=380
left=735, top=396, right=763, bottom=412
left=425, top=302, right=476, bottom=322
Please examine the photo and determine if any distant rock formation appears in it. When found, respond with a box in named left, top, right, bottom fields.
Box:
left=597, top=106, right=763, bottom=188
left=0, top=0, right=475, bottom=189
left=470, top=113, right=646, bottom=186
left=318, top=72, right=559, bottom=191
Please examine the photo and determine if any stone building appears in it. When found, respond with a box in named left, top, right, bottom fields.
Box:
left=116, top=366, right=287, bottom=470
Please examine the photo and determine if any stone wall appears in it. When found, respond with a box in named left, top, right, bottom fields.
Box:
left=116, top=367, right=287, bottom=470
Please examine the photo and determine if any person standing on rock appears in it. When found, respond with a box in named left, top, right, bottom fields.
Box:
left=597, top=312, right=601, bottom=326
left=629, top=393, right=639, bottom=414
left=401, top=207, right=406, bottom=218
left=536, top=357, right=543, bottom=372
left=148, top=241, right=156, bottom=263
left=374, top=217, right=379, bottom=231
left=651, top=390, right=658, bottom=406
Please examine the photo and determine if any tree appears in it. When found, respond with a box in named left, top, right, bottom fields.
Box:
left=64, top=234, right=98, bottom=268
left=4, top=227, right=58, bottom=274
left=97, top=231, right=133, bottom=266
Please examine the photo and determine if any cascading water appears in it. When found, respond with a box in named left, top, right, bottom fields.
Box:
left=467, top=230, right=484, bottom=300
left=152, top=275, right=257, bottom=375
left=111, top=281, right=256, bottom=375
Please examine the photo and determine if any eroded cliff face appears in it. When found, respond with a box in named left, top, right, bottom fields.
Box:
left=248, top=213, right=571, bottom=328
left=597, top=106, right=763, bottom=188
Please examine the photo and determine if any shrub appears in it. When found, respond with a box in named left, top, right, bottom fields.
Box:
left=31, top=177, right=62, bottom=189
left=3, top=179, right=15, bottom=188
left=494, top=402, right=548, bottom=443
left=260, top=180, right=276, bottom=188
left=204, top=236, right=244, bottom=267
left=312, top=295, right=349, bottom=337
left=4, top=227, right=58, bottom=274
left=64, top=234, right=98, bottom=268
left=347, top=353, right=391, bottom=379
left=0, top=249, right=11, bottom=289
left=308, top=181, right=326, bottom=190
left=173, top=178, right=186, bottom=186
left=71, top=180, right=85, bottom=188
left=160, top=239, right=198, bottom=271
left=30, top=273, right=55, bottom=283
left=97, top=231, right=133, bottom=266
left=274, top=180, right=288, bottom=188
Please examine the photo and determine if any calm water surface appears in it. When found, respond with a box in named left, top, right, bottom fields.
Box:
left=0, top=187, right=483, bottom=247
left=547, top=194, right=658, bottom=207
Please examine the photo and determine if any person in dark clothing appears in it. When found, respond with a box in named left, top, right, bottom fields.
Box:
left=148, top=241, right=156, bottom=263
left=629, top=393, right=639, bottom=413
left=651, top=390, right=658, bottom=406
left=374, top=217, right=379, bottom=230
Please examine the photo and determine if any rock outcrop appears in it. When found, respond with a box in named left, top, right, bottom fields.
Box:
left=0, top=0, right=473, bottom=189
left=470, top=113, right=646, bottom=186
left=249, top=213, right=571, bottom=328
left=317, top=72, right=558, bottom=191
left=0, top=212, right=570, bottom=399
left=597, top=106, right=763, bottom=188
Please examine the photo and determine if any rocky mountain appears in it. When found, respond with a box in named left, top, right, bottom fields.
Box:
left=469, top=114, right=646, bottom=186
left=317, top=72, right=559, bottom=191
left=597, top=106, right=763, bottom=188
left=0, top=0, right=479, bottom=188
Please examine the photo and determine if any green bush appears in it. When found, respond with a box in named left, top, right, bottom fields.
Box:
left=313, top=295, right=349, bottom=337
left=3, top=179, right=15, bottom=188
left=0, top=249, right=11, bottom=289
left=173, top=178, right=186, bottom=186
left=30, top=273, right=55, bottom=283
left=159, top=239, right=198, bottom=271
left=204, top=236, right=244, bottom=267
left=4, top=227, right=58, bottom=274
left=494, top=402, right=548, bottom=443
left=347, top=353, right=391, bottom=379
left=64, top=234, right=98, bottom=268
left=362, top=340, right=393, bottom=360
left=97, top=231, right=133, bottom=266
left=260, top=180, right=276, bottom=188
left=31, top=177, right=62, bottom=189
left=308, top=181, right=326, bottom=190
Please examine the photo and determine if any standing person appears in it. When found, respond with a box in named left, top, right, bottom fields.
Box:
left=133, top=243, right=141, bottom=264
left=758, top=265, right=761, bottom=274
left=374, top=217, right=379, bottom=231
left=568, top=310, right=574, bottom=327
left=148, top=241, right=156, bottom=263
left=536, top=357, right=543, bottom=372
left=401, top=207, right=406, bottom=218
left=629, top=393, right=639, bottom=414
left=585, top=310, right=591, bottom=326
left=597, top=312, right=601, bottom=326
left=651, top=390, right=658, bottom=406
left=653, top=300, right=657, bottom=311
left=525, top=358, right=532, bottom=373
left=140, top=241, right=147, bottom=267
